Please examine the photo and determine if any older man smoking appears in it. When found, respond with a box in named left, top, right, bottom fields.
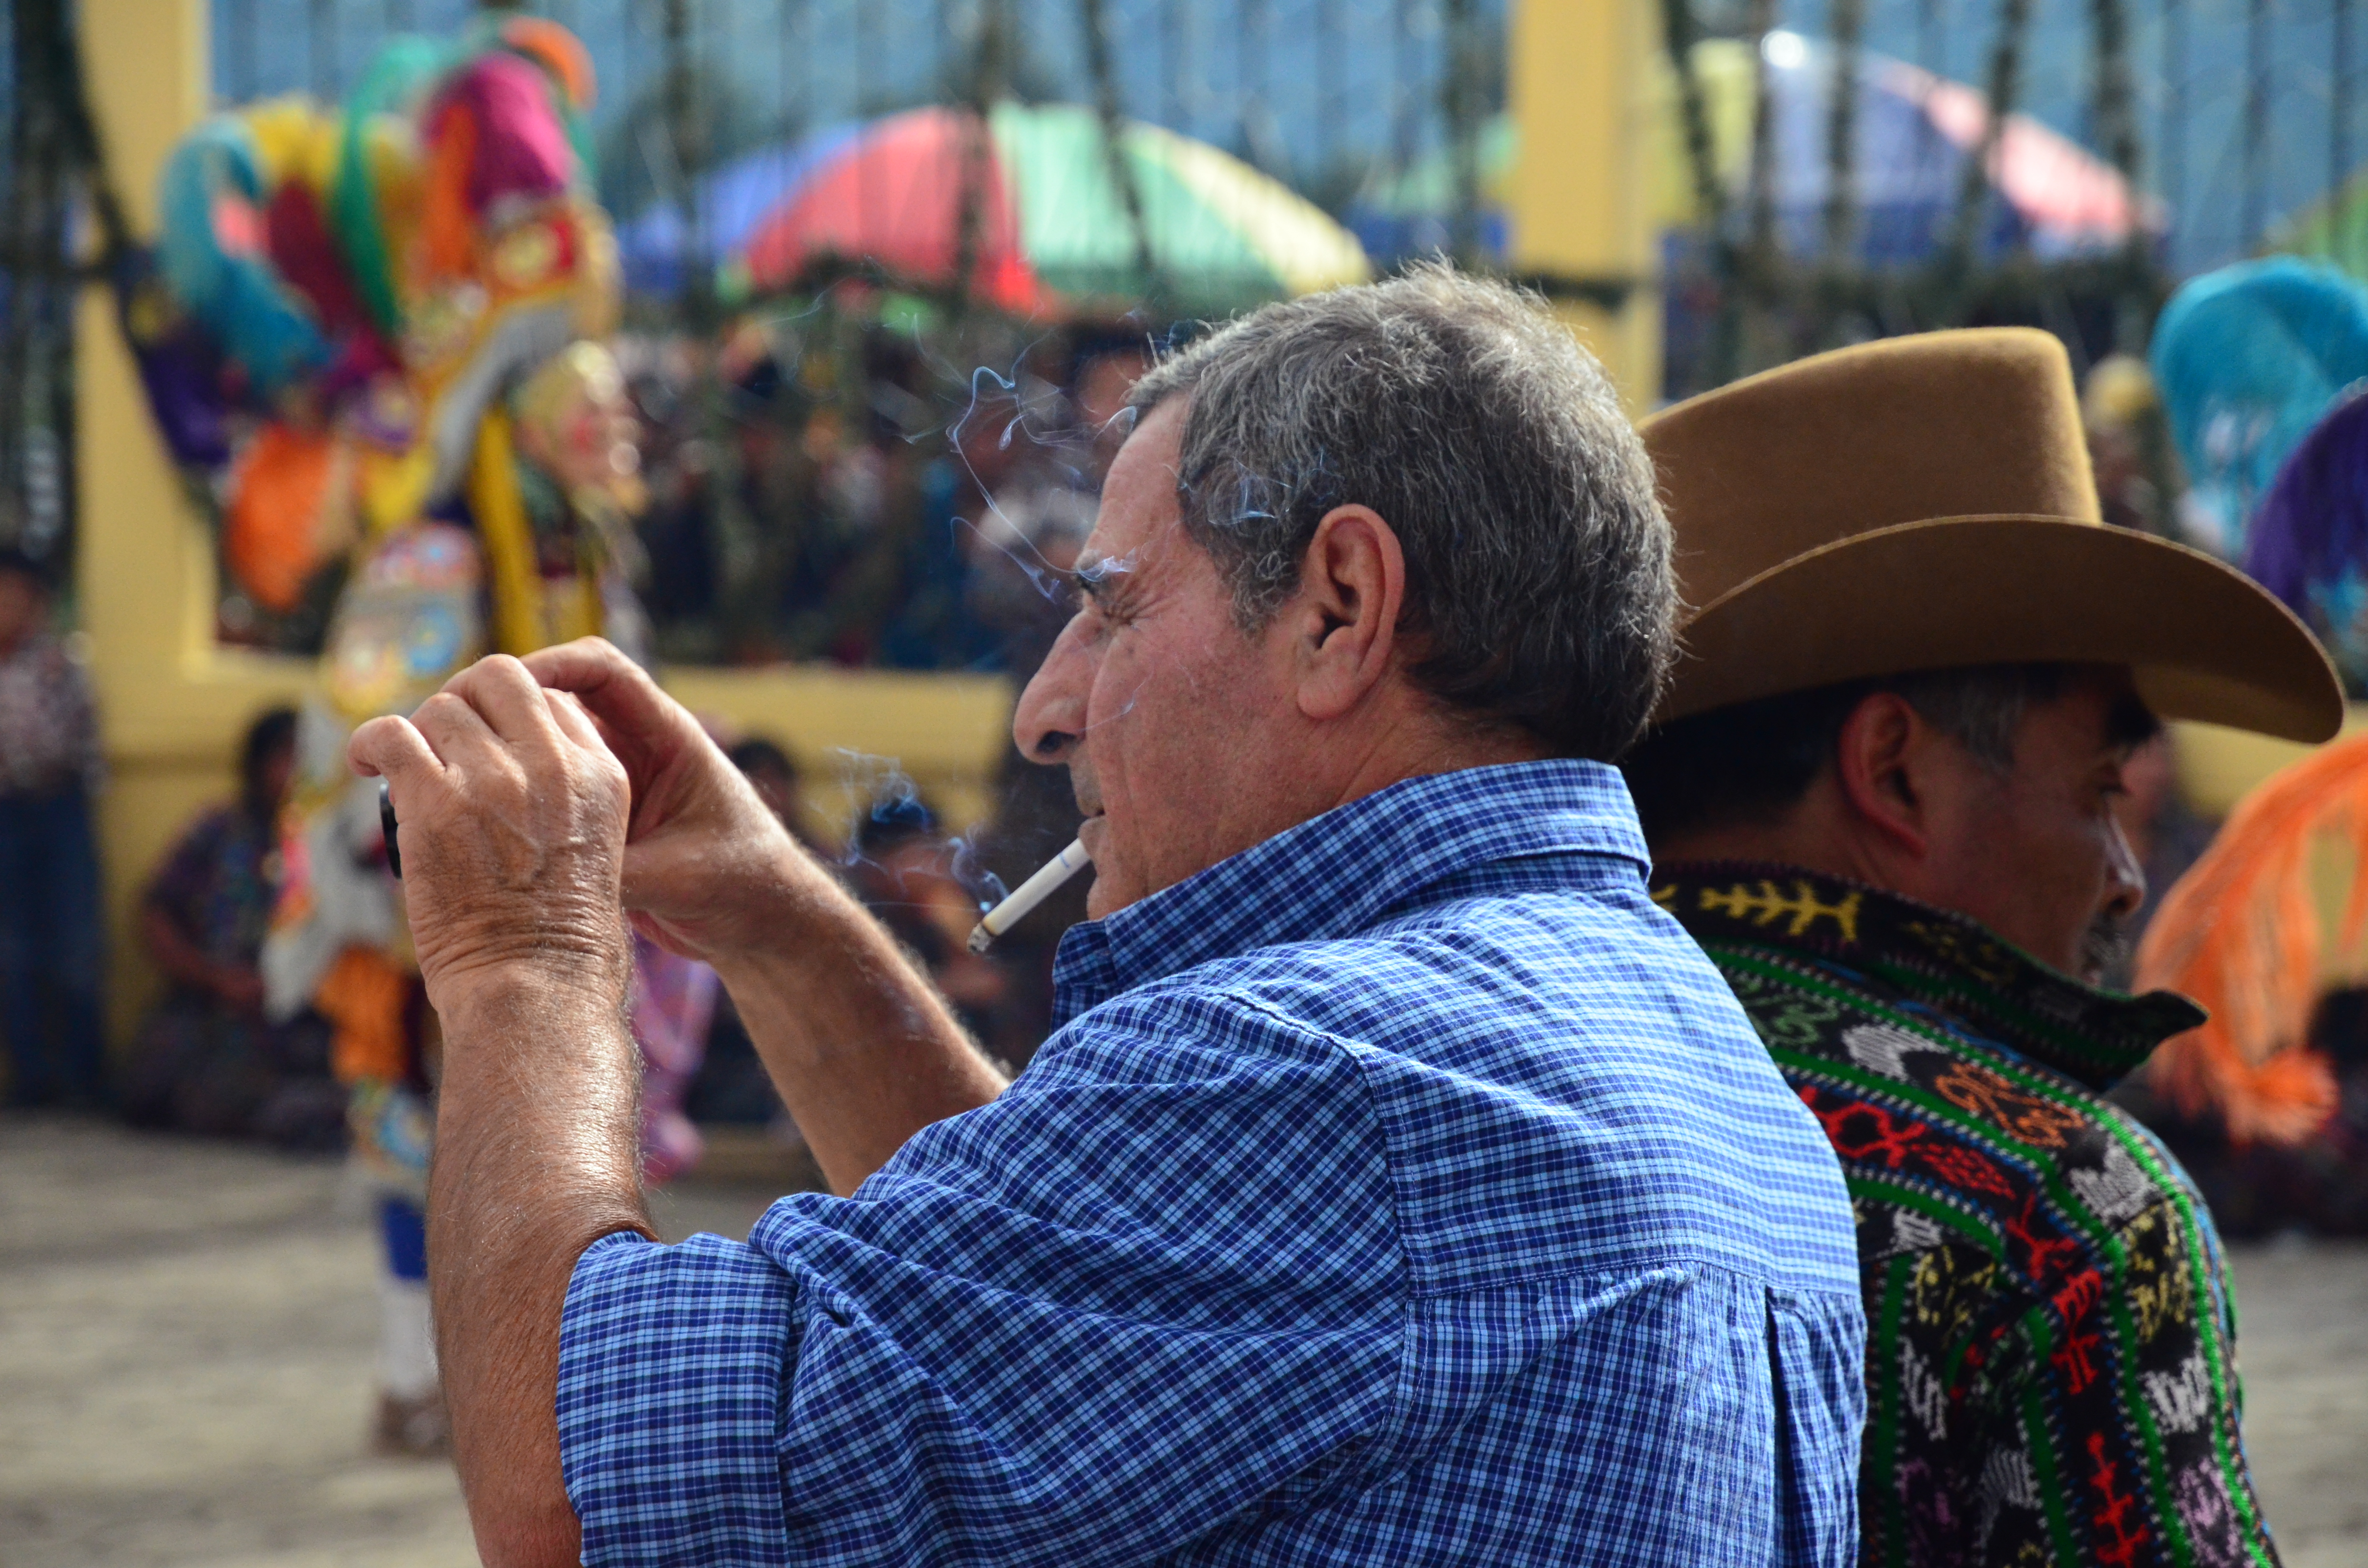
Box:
left=354, top=270, right=1864, bottom=1567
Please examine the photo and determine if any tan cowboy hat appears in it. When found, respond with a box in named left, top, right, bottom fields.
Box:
left=1638, top=328, right=2343, bottom=742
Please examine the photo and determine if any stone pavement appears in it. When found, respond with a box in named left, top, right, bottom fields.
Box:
left=3, top=1112, right=2364, bottom=1566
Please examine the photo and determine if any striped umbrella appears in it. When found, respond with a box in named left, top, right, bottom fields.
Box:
left=625, top=103, right=1370, bottom=317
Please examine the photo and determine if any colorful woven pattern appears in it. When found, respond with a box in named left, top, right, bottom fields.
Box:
left=1658, top=864, right=2279, bottom=1568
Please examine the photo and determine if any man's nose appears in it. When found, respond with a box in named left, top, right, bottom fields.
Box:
left=1012, top=619, right=1087, bottom=765
left=2101, top=816, right=2147, bottom=923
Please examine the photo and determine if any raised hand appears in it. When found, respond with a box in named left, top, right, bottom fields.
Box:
left=518, top=637, right=830, bottom=968
left=347, top=653, right=632, bottom=1018
left=520, top=637, right=1006, bottom=1194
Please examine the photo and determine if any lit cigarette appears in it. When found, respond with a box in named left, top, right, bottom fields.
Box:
left=967, top=838, right=1093, bottom=953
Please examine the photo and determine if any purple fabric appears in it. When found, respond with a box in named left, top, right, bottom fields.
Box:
left=115, top=250, right=236, bottom=469
left=629, top=931, right=720, bottom=1184
left=2244, top=386, right=2368, bottom=617
left=437, top=52, right=572, bottom=213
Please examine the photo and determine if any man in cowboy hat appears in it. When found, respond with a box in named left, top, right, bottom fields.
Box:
left=1620, top=328, right=2339, bottom=1568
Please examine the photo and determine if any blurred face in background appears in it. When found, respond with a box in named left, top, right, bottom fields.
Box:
left=246, top=738, right=297, bottom=821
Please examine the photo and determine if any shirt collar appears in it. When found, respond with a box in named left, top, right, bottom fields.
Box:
left=1651, top=860, right=2204, bottom=1092
left=1054, top=759, right=1647, bottom=1011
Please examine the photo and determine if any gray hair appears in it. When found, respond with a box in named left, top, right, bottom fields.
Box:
left=1894, top=665, right=2069, bottom=771
left=1621, top=663, right=2163, bottom=844
left=1126, top=264, right=1675, bottom=761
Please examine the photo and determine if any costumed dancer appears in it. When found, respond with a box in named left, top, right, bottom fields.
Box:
left=2123, top=380, right=2368, bottom=1238
left=142, top=15, right=675, bottom=1456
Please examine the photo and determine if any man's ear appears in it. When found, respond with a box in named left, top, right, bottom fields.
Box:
left=1286, top=504, right=1407, bottom=723
left=1831, top=691, right=1933, bottom=858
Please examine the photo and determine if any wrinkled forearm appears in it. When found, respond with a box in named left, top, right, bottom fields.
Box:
left=706, top=842, right=1008, bottom=1194
left=428, top=972, right=653, bottom=1568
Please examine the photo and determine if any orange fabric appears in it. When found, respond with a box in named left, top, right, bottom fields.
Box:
left=2132, top=733, right=2368, bottom=1146
left=420, top=104, right=479, bottom=284
left=319, top=945, right=411, bottom=1087
left=500, top=16, right=597, bottom=110
left=224, top=423, right=337, bottom=612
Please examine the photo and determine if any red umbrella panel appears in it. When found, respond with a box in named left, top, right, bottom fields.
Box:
left=739, top=107, right=1046, bottom=312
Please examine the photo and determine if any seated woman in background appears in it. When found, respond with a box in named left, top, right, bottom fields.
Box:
left=120, top=707, right=343, bottom=1149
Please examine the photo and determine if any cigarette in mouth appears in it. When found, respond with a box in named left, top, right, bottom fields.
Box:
left=967, top=838, right=1093, bottom=953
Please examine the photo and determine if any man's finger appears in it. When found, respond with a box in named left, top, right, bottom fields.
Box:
left=543, top=687, right=607, bottom=753
left=443, top=654, right=561, bottom=747
left=349, top=714, right=441, bottom=787
left=523, top=638, right=689, bottom=751
left=410, top=686, right=502, bottom=765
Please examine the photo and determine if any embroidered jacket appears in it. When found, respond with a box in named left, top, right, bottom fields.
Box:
left=1657, top=863, right=2278, bottom=1568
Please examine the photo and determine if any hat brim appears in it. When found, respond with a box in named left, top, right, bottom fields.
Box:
left=1659, top=516, right=2344, bottom=743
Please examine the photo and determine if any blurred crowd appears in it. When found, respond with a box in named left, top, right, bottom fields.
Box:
left=625, top=305, right=1144, bottom=674
left=10, top=327, right=2368, bottom=1224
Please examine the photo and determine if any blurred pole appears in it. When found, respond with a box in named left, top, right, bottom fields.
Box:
left=2243, top=0, right=2268, bottom=250
left=1823, top=0, right=1862, bottom=269
left=665, top=0, right=709, bottom=320
left=1660, top=0, right=1733, bottom=381
left=1078, top=0, right=1158, bottom=299
left=1916, top=0, right=1938, bottom=72
left=951, top=0, right=1008, bottom=312
left=1662, top=0, right=1722, bottom=236
left=1741, top=0, right=1776, bottom=370
left=2087, top=0, right=2146, bottom=346
left=1943, top=0, right=2032, bottom=307
left=2337, top=0, right=2354, bottom=264
left=2159, top=0, right=2184, bottom=274
left=1443, top=0, right=1482, bottom=267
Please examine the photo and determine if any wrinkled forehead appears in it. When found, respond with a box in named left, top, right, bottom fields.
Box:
left=1077, top=398, right=1191, bottom=574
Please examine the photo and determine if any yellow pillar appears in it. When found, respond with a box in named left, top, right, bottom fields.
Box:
left=1507, top=0, right=1663, bottom=410
left=71, top=0, right=1015, bottom=1046
left=77, top=0, right=316, bottom=1043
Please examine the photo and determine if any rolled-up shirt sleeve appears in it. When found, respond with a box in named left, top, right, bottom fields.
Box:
left=555, top=989, right=1409, bottom=1566
left=561, top=1231, right=802, bottom=1560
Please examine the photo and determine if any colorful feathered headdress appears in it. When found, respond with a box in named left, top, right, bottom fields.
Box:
left=2133, top=733, right=2368, bottom=1146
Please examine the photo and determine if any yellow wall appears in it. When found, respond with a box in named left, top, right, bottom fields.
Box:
left=1507, top=0, right=1662, bottom=409
left=74, top=0, right=1012, bottom=1045
left=2170, top=714, right=2368, bottom=818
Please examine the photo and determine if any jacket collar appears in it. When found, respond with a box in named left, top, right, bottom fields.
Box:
left=1652, top=860, right=2204, bottom=1092
left=1054, top=760, right=1647, bottom=1014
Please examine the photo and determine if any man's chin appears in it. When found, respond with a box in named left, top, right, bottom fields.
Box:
left=2079, top=916, right=2134, bottom=988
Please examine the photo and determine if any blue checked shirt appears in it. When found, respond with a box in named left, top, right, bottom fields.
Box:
left=558, top=760, right=1867, bottom=1565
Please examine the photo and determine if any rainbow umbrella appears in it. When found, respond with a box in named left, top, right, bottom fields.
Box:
left=627, top=102, right=1370, bottom=317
